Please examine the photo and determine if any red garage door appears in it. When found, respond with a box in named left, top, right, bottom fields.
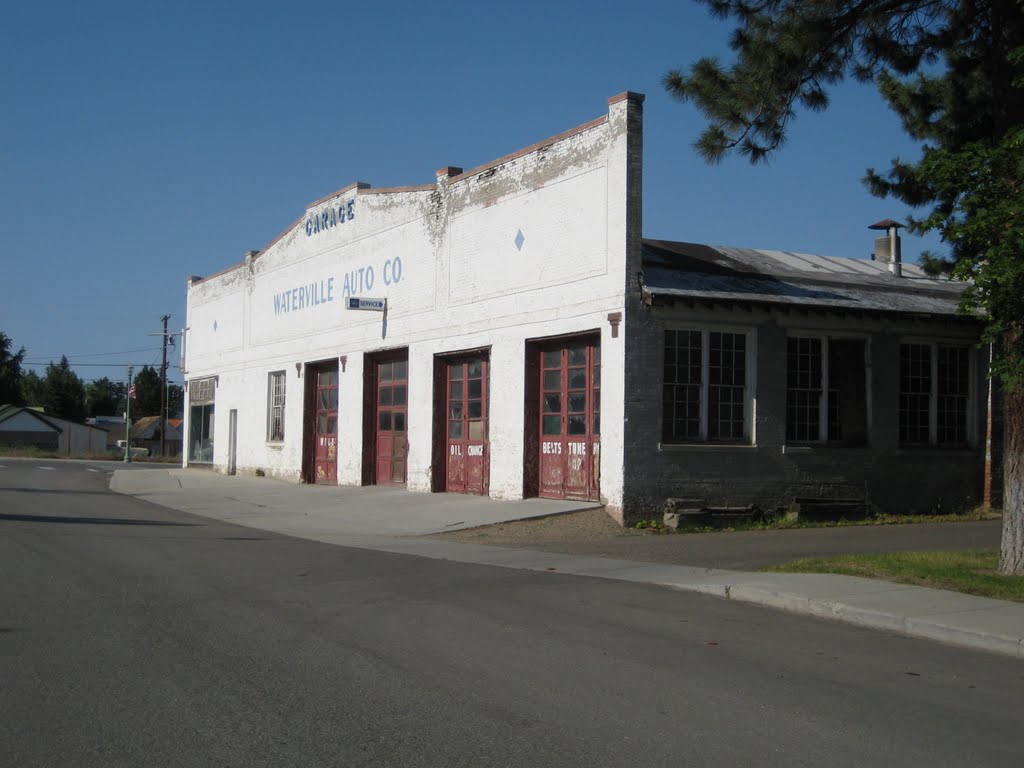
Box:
left=445, top=355, right=489, bottom=495
left=313, top=365, right=338, bottom=484
left=538, top=340, right=600, bottom=500
left=374, top=356, right=408, bottom=485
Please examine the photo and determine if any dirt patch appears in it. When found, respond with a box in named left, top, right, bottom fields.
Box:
left=430, top=507, right=637, bottom=546
left=429, top=509, right=1004, bottom=572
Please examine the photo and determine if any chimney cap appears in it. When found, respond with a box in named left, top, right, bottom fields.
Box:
left=868, top=218, right=905, bottom=231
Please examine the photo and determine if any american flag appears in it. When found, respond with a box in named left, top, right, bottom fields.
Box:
left=129, top=384, right=137, bottom=399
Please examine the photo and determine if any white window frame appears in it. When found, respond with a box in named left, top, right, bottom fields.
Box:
left=662, top=327, right=755, bottom=444
left=898, top=340, right=973, bottom=447
left=785, top=334, right=870, bottom=444
left=267, top=370, right=286, bottom=443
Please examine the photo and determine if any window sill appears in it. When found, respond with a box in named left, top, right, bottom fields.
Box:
left=659, top=442, right=757, bottom=452
left=266, top=441, right=284, bottom=448
left=782, top=444, right=871, bottom=454
left=896, top=445, right=975, bottom=453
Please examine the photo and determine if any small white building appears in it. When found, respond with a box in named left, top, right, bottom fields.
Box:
left=184, top=92, right=992, bottom=523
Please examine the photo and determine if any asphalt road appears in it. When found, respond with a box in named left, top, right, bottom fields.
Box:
left=2, top=461, right=1023, bottom=768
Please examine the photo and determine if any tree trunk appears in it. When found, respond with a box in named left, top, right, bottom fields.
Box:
left=1000, top=380, right=1024, bottom=575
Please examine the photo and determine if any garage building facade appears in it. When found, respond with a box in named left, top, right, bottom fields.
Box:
left=184, top=93, right=642, bottom=517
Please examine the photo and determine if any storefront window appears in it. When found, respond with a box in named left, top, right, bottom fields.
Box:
left=188, top=377, right=216, bottom=464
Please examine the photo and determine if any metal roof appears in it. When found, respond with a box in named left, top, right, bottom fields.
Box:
left=0, top=405, right=63, bottom=432
left=641, top=240, right=973, bottom=317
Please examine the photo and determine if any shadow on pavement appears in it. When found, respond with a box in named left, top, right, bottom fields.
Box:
left=0, top=486, right=118, bottom=497
left=0, top=512, right=196, bottom=527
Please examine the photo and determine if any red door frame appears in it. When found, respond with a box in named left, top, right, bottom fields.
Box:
left=302, top=360, right=339, bottom=484
left=439, top=352, right=489, bottom=495
left=525, top=333, right=600, bottom=501
left=362, top=349, right=409, bottom=486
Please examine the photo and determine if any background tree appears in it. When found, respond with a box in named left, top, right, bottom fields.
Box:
left=664, top=0, right=1024, bottom=573
left=42, top=356, right=87, bottom=421
left=85, top=377, right=127, bottom=418
left=167, top=383, right=184, bottom=419
left=0, top=330, right=26, bottom=406
left=20, top=370, right=44, bottom=407
left=131, top=365, right=162, bottom=418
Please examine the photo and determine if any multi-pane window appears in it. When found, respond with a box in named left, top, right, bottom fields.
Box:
left=449, top=358, right=486, bottom=441
left=663, top=330, right=749, bottom=443
left=377, top=359, right=408, bottom=434
left=541, top=343, right=600, bottom=438
left=899, top=344, right=931, bottom=443
left=267, top=371, right=286, bottom=442
left=900, top=343, right=970, bottom=445
left=938, top=346, right=969, bottom=443
left=786, top=337, right=867, bottom=445
left=786, top=338, right=822, bottom=442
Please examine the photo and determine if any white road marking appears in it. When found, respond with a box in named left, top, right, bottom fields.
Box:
left=36, top=466, right=56, bottom=471
left=86, top=468, right=100, bottom=473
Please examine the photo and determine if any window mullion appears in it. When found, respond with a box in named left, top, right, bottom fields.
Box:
left=930, top=344, right=939, bottom=446
left=700, top=331, right=709, bottom=441
left=819, top=337, right=829, bottom=443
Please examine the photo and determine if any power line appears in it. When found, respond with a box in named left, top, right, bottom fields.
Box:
left=25, top=346, right=161, bottom=360
left=24, top=362, right=182, bottom=369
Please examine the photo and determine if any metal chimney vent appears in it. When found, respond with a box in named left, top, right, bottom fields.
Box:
left=869, top=219, right=904, bottom=278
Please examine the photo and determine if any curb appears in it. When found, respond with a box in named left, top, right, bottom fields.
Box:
left=681, top=581, right=1024, bottom=660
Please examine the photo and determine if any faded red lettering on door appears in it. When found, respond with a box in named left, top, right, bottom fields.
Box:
left=314, top=366, right=338, bottom=484
left=539, top=341, right=600, bottom=501
left=445, top=356, right=488, bottom=495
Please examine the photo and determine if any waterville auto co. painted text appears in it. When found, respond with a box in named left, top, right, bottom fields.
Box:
left=271, top=258, right=403, bottom=316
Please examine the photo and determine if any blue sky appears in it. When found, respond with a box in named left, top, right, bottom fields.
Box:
left=0, top=0, right=943, bottom=387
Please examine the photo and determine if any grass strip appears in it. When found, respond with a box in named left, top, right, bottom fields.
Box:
left=768, top=550, right=1024, bottom=603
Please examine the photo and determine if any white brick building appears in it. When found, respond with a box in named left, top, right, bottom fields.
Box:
left=185, top=91, right=992, bottom=523
left=184, top=93, right=642, bottom=519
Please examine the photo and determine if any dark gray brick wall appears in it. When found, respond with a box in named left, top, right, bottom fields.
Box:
left=620, top=304, right=989, bottom=523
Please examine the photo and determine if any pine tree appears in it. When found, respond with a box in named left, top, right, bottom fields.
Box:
left=20, top=370, right=44, bottom=408
left=665, top=0, right=1024, bottom=573
left=0, top=331, right=26, bottom=406
left=85, top=377, right=127, bottom=418
left=131, top=365, right=163, bottom=418
left=167, top=383, right=184, bottom=419
left=42, top=356, right=87, bottom=422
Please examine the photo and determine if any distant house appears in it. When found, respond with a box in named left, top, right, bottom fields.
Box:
left=0, top=405, right=61, bottom=451
left=0, top=405, right=109, bottom=455
left=131, top=415, right=184, bottom=457
left=87, top=415, right=126, bottom=449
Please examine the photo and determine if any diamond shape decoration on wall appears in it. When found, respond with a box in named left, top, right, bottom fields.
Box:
left=514, top=229, right=525, bottom=251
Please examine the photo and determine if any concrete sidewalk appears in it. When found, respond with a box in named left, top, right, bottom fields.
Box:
left=111, top=468, right=1024, bottom=660
left=110, top=468, right=600, bottom=536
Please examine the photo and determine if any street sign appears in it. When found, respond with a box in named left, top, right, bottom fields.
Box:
left=346, top=297, right=386, bottom=311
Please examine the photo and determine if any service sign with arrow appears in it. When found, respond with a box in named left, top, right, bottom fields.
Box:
left=346, top=297, right=386, bottom=311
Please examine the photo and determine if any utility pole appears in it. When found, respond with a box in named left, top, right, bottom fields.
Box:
left=160, top=314, right=170, bottom=458
left=124, top=365, right=134, bottom=463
